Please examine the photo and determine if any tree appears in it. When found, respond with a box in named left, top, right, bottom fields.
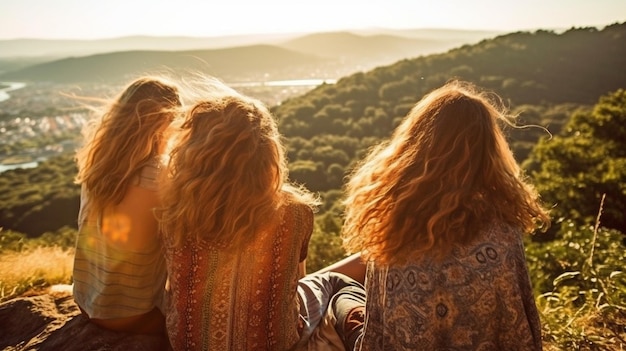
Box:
left=288, top=160, right=327, bottom=192
left=307, top=212, right=346, bottom=271
left=528, top=89, right=626, bottom=234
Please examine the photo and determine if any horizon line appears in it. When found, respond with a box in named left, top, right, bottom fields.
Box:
left=0, top=24, right=598, bottom=41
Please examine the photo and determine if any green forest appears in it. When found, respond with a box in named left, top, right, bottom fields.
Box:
left=1, top=23, right=625, bottom=349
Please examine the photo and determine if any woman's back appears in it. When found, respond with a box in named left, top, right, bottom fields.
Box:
left=164, top=200, right=313, bottom=350
left=73, top=160, right=167, bottom=320
left=360, top=222, right=542, bottom=351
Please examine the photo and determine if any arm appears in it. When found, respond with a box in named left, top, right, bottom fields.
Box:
left=313, top=252, right=366, bottom=285
left=298, top=259, right=306, bottom=278
left=297, top=203, right=313, bottom=279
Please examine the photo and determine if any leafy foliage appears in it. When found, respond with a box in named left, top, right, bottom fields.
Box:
left=275, top=23, right=626, bottom=204
left=307, top=212, right=347, bottom=272
left=0, top=226, right=76, bottom=253
left=0, top=154, right=80, bottom=237
left=527, top=88, right=626, bottom=233
left=527, top=210, right=626, bottom=349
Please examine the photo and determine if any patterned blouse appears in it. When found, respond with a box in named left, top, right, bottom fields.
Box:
left=359, top=222, right=543, bottom=351
left=163, top=200, right=314, bottom=351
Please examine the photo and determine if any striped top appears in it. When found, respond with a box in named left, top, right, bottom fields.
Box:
left=72, top=160, right=167, bottom=319
left=163, top=200, right=314, bottom=351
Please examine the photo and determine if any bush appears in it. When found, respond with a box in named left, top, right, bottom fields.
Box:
left=527, top=196, right=626, bottom=349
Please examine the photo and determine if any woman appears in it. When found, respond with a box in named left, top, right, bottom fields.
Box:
left=341, top=80, right=550, bottom=350
left=159, top=84, right=363, bottom=350
left=72, top=76, right=181, bottom=334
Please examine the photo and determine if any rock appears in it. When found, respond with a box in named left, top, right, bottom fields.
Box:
left=0, top=290, right=170, bottom=351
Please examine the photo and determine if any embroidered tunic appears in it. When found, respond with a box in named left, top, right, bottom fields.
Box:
left=72, top=161, right=167, bottom=319
left=164, top=201, right=313, bottom=351
left=359, top=222, right=543, bottom=351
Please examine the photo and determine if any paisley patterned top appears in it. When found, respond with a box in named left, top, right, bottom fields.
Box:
left=359, top=222, right=543, bottom=351
left=163, top=200, right=314, bottom=351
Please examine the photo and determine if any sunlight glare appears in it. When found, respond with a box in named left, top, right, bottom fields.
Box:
left=101, top=213, right=131, bottom=244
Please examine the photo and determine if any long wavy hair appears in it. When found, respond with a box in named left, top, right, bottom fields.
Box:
left=75, top=76, right=181, bottom=216
left=159, top=89, right=318, bottom=249
left=342, top=80, right=550, bottom=265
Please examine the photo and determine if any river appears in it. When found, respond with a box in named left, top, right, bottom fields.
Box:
left=0, top=161, right=39, bottom=173
left=229, top=78, right=336, bottom=88
left=1, top=82, right=31, bottom=173
left=0, top=79, right=335, bottom=102
left=0, top=81, right=27, bottom=102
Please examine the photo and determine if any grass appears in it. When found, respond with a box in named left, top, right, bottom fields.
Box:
left=1, top=241, right=623, bottom=349
left=0, top=246, right=74, bottom=302
left=535, top=195, right=626, bottom=350
left=0, top=198, right=624, bottom=350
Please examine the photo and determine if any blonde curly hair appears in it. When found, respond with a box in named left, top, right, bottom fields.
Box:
left=159, top=89, right=318, bottom=249
left=342, top=80, right=550, bottom=265
left=74, top=76, right=181, bottom=216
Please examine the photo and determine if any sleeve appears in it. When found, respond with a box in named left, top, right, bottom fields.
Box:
left=296, top=203, right=314, bottom=262
left=77, top=184, right=90, bottom=227
left=137, top=162, right=160, bottom=191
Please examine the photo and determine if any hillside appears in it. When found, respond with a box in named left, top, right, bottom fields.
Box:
left=280, top=32, right=472, bottom=65
left=276, top=23, right=626, bottom=129
left=0, top=29, right=501, bottom=59
left=0, top=45, right=329, bottom=83
left=1, top=23, right=625, bottom=237
left=0, top=29, right=502, bottom=84
left=271, top=22, right=626, bottom=191
left=0, top=34, right=299, bottom=58
left=0, top=57, right=55, bottom=75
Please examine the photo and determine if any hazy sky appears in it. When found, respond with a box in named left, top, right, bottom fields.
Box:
left=1, top=0, right=625, bottom=40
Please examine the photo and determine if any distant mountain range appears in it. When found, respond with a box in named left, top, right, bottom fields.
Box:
left=0, top=29, right=504, bottom=83
left=0, top=28, right=503, bottom=58
left=0, top=33, right=298, bottom=59
left=0, top=45, right=329, bottom=83
left=281, top=32, right=456, bottom=61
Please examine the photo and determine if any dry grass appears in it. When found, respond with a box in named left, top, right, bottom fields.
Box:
left=0, top=246, right=74, bottom=302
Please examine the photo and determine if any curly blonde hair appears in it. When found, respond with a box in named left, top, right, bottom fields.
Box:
left=159, top=89, right=318, bottom=249
left=342, top=80, right=550, bottom=265
left=75, top=76, right=181, bottom=215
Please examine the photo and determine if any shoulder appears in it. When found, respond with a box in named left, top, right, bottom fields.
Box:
left=483, top=221, right=523, bottom=245
left=136, top=157, right=164, bottom=191
left=280, top=199, right=314, bottom=240
left=284, top=199, right=314, bottom=223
